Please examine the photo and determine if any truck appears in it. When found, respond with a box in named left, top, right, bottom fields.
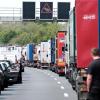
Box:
left=0, top=46, right=22, bottom=63
left=40, top=40, right=51, bottom=69
left=66, top=0, right=100, bottom=99
left=55, top=31, right=66, bottom=75
left=65, top=8, right=76, bottom=84
left=50, top=38, right=56, bottom=71
left=26, top=44, right=34, bottom=67
left=33, top=44, right=41, bottom=68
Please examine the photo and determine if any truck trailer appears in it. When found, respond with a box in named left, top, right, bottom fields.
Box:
left=50, top=38, right=56, bottom=71
left=67, top=0, right=100, bottom=99
left=55, top=31, right=66, bottom=75
left=26, top=44, right=34, bottom=67
left=33, top=44, right=41, bottom=68
left=40, top=40, right=51, bottom=69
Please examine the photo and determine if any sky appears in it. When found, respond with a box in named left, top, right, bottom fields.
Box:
left=0, top=0, right=75, bottom=8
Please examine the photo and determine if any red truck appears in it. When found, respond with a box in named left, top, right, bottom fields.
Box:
left=55, top=31, right=66, bottom=75
left=66, top=0, right=100, bottom=99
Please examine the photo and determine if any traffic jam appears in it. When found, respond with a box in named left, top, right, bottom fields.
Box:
left=0, top=46, right=24, bottom=91
left=0, top=0, right=100, bottom=100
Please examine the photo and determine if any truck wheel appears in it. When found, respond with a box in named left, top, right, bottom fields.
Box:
left=75, top=82, right=81, bottom=100
left=77, top=92, right=81, bottom=100
left=77, top=91, right=87, bottom=100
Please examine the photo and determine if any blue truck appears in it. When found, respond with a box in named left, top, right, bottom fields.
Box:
left=50, top=38, right=56, bottom=71
left=26, top=44, right=34, bottom=67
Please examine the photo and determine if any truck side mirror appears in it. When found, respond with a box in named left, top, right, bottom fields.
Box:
left=46, top=54, right=48, bottom=57
left=65, top=44, right=68, bottom=51
left=62, top=47, right=65, bottom=51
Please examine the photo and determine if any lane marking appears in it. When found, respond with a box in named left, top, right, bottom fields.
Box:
left=57, top=81, right=61, bottom=84
left=60, top=86, right=65, bottom=90
left=64, top=93, right=69, bottom=98
left=54, top=78, right=57, bottom=80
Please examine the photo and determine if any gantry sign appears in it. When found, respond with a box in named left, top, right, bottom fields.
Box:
left=40, top=2, right=53, bottom=20
left=58, top=2, right=70, bottom=20
left=23, top=2, right=70, bottom=21
left=23, top=2, right=35, bottom=20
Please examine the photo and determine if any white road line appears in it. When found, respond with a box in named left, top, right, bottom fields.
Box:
left=54, top=78, right=57, bottom=80
left=60, top=86, right=65, bottom=90
left=64, top=93, right=69, bottom=98
left=57, top=81, right=61, bottom=84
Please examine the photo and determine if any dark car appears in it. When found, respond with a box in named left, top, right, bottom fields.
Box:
left=0, top=62, right=9, bottom=88
left=0, top=68, right=4, bottom=94
left=1, top=60, right=21, bottom=84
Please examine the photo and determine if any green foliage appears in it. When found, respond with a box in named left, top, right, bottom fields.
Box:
left=0, top=22, right=63, bottom=45
left=0, top=31, right=17, bottom=44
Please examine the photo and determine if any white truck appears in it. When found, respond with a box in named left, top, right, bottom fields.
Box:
left=33, top=44, right=41, bottom=68
left=40, top=40, right=51, bottom=69
left=0, top=46, right=22, bottom=63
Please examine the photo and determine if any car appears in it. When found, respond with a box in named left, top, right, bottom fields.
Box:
left=0, top=68, right=4, bottom=93
left=0, top=60, right=21, bottom=84
left=0, top=62, right=9, bottom=88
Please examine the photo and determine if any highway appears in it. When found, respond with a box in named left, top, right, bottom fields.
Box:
left=0, top=67, right=77, bottom=100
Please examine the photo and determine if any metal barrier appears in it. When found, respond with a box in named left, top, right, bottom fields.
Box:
left=0, top=7, right=22, bottom=22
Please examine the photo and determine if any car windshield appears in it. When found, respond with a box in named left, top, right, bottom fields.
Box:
left=0, top=60, right=12, bottom=68
left=4, top=62, right=10, bottom=68
left=2, top=63, right=8, bottom=68
left=0, top=63, right=6, bottom=71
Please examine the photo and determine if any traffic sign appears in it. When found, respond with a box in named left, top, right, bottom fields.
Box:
left=40, top=2, right=53, bottom=20
left=41, top=2, right=52, bottom=14
left=57, top=2, right=70, bottom=20
left=23, top=2, right=35, bottom=20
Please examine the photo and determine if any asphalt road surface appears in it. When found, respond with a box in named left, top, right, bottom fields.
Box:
left=0, top=67, right=77, bottom=100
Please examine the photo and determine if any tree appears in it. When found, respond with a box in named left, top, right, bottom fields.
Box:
left=0, top=22, right=64, bottom=45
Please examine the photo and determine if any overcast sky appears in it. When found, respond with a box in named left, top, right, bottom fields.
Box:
left=0, top=0, right=75, bottom=8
